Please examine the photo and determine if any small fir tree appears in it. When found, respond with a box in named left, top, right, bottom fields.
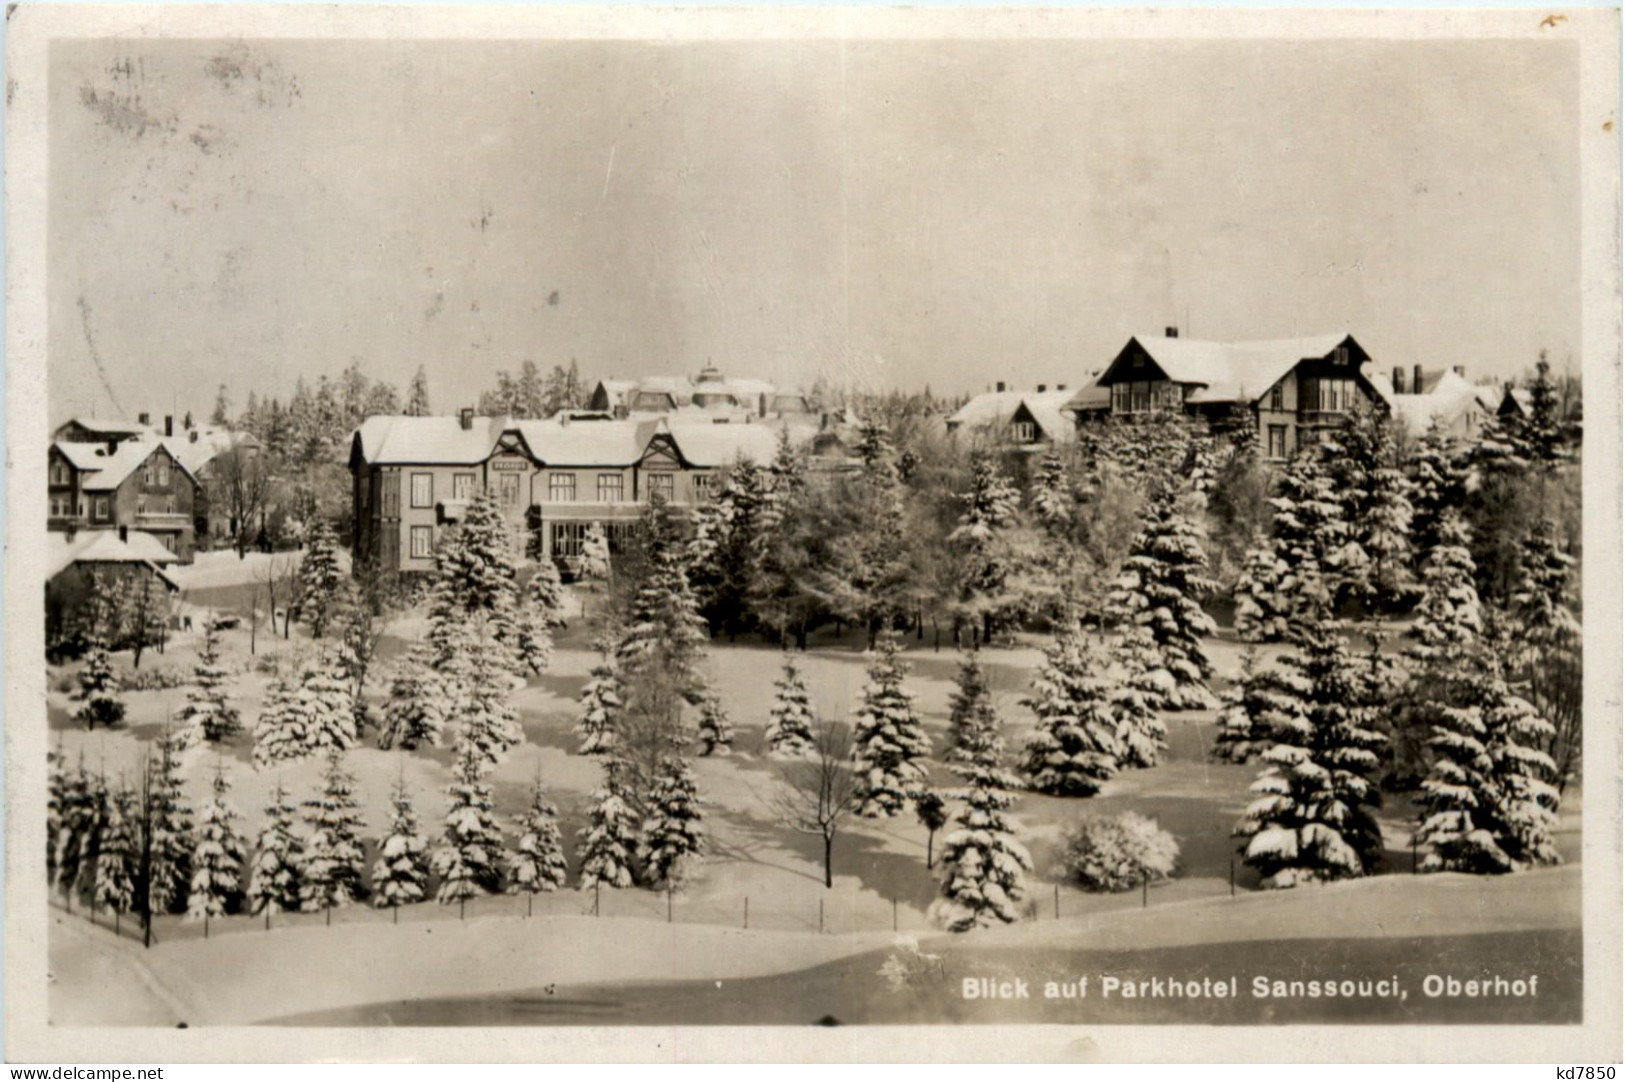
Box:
left=298, top=518, right=344, bottom=639
left=507, top=778, right=569, bottom=895
left=1107, top=494, right=1218, bottom=709
left=1021, top=628, right=1122, bottom=797
left=304, top=646, right=360, bottom=754
left=246, top=782, right=304, bottom=915
left=949, top=451, right=1024, bottom=642
left=1233, top=539, right=1292, bottom=644
left=377, top=644, right=450, bottom=750
left=147, top=729, right=195, bottom=915
left=1108, top=626, right=1171, bottom=769
left=299, top=752, right=368, bottom=911
left=71, top=772, right=109, bottom=908
left=638, top=755, right=706, bottom=887
left=575, top=644, right=623, bottom=757
left=945, top=650, right=998, bottom=765
left=578, top=764, right=639, bottom=891
left=931, top=716, right=1032, bottom=932
left=1030, top=449, right=1074, bottom=530
left=914, top=789, right=950, bottom=869
left=93, top=784, right=139, bottom=918
left=446, top=627, right=524, bottom=769
left=1212, top=645, right=1301, bottom=764
left=1408, top=510, right=1484, bottom=665
left=696, top=694, right=733, bottom=757
left=187, top=766, right=246, bottom=919
left=372, top=777, right=430, bottom=910
left=72, top=623, right=125, bottom=730
left=850, top=632, right=932, bottom=818
left=431, top=742, right=507, bottom=904
left=53, top=758, right=96, bottom=900
left=178, top=616, right=240, bottom=745
left=425, top=488, right=526, bottom=674
left=253, top=666, right=312, bottom=768
left=404, top=365, right=432, bottom=416
left=764, top=653, right=817, bottom=758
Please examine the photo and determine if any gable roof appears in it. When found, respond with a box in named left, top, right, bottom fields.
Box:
left=1366, top=368, right=1492, bottom=434
left=947, top=388, right=1078, bottom=437
left=58, top=438, right=196, bottom=493
left=660, top=423, right=782, bottom=468
left=1099, top=333, right=1367, bottom=405
left=48, top=529, right=181, bottom=584
left=54, top=417, right=149, bottom=439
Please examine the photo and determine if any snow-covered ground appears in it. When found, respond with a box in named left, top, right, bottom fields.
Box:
left=44, top=592, right=1585, bottom=1026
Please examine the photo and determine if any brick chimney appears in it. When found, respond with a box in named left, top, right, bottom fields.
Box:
left=1391, top=366, right=1406, bottom=394
left=1037, top=384, right=1047, bottom=393
left=118, top=525, right=128, bottom=543
left=1165, top=326, right=1179, bottom=338
left=459, top=407, right=474, bottom=431
left=106, top=439, right=117, bottom=455
left=138, top=412, right=150, bottom=426
left=1412, top=365, right=1424, bottom=395
left=164, top=415, right=174, bottom=437
left=995, top=381, right=1006, bottom=393
left=1057, top=383, right=1067, bottom=392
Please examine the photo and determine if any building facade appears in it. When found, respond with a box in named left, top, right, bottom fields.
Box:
left=1077, top=330, right=1386, bottom=460
left=49, top=437, right=200, bottom=561
left=587, top=365, right=815, bottom=421
left=349, top=411, right=783, bottom=576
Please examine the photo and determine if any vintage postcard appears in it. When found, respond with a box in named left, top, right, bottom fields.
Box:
left=5, top=3, right=1620, bottom=1064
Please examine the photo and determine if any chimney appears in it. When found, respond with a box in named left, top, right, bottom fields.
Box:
left=1452, top=364, right=1466, bottom=378
left=995, top=381, right=1007, bottom=393
left=1037, top=384, right=1047, bottom=393
left=164, top=415, right=174, bottom=437
left=459, top=407, right=474, bottom=431
left=106, top=440, right=117, bottom=456
left=138, top=412, right=150, bottom=426
left=1057, top=383, right=1067, bottom=392
left=1391, top=366, right=1406, bottom=394
left=1412, top=365, right=1424, bottom=396
left=189, top=430, right=199, bottom=443
left=118, top=525, right=128, bottom=543
left=1165, top=326, right=1179, bottom=338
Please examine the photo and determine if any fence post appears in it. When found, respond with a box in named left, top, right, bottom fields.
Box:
left=326, top=902, right=332, bottom=927
left=204, top=914, right=210, bottom=940
left=460, top=899, right=466, bottom=921
left=892, top=897, right=898, bottom=932
left=1053, top=883, right=1060, bottom=920
left=1141, top=874, right=1148, bottom=909
left=667, top=885, right=673, bottom=924
left=819, top=897, right=824, bottom=934
left=1229, top=859, right=1236, bottom=897
left=744, top=897, right=749, bottom=930
left=265, top=909, right=271, bottom=932
left=1412, top=839, right=1418, bottom=874
left=594, top=882, right=601, bottom=918
left=528, top=893, right=533, bottom=919
left=394, top=905, right=400, bottom=925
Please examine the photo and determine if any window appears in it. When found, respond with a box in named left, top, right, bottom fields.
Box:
left=453, top=472, right=476, bottom=500
left=597, top=473, right=624, bottom=503
left=550, top=521, right=589, bottom=558
left=647, top=473, right=674, bottom=502
left=158, top=463, right=170, bottom=487
left=410, top=525, right=433, bottom=559
left=49, top=496, right=67, bottom=517
left=1268, top=425, right=1287, bottom=460
left=693, top=474, right=712, bottom=499
left=143, top=463, right=155, bottom=485
left=162, top=534, right=176, bottom=553
left=1268, top=385, right=1284, bottom=412
left=1011, top=421, right=1036, bottom=442
left=166, top=495, right=176, bottom=514
left=137, top=496, right=147, bottom=515
left=50, top=461, right=68, bottom=485
left=549, top=473, right=576, bottom=502
left=495, top=473, right=521, bottom=507
left=1131, top=382, right=1151, bottom=413
left=381, top=472, right=400, bottom=517
left=410, top=473, right=433, bottom=508
left=94, top=497, right=109, bottom=521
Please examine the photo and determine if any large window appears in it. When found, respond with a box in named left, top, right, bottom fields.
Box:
left=50, top=461, right=69, bottom=485
left=410, top=525, right=433, bottom=559
left=381, top=474, right=400, bottom=517
left=646, top=473, right=674, bottom=502
left=1302, top=378, right=1355, bottom=414
left=550, top=521, right=589, bottom=558
left=1010, top=421, right=1036, bottom=443
left=453, top=472, right=476, bottom=500
left=496, top=473, right=521, bottom=507
left=597, top=473, right=624, bottom=503
left=693, top=474, right=712, bottom=500
left=1268, top=425, right=1287, bottom=460
left=49, top=495, right=70, bottom=517
left=549, top=473, right=576, bottom=502
left=410, top=473, right=433, bottom=508
left=1268, top=384, right=1284, bottom=412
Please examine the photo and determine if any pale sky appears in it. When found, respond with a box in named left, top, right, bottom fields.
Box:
left=48, top=35, right=1580, bottom=423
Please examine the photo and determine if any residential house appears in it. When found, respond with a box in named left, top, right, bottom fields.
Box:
left=349, top=409, right=790, bottom=577
left=1078, top=329, right=1386, bottom=461
left=46, top=527, right=180, bottom=650
left=587, top=365, right=811, bottom=421
left=49, top=436, right=200, bottom=561
left=946, top=382, right=1080, bottom=450
left=1368, top=364, right=1499, bottom=440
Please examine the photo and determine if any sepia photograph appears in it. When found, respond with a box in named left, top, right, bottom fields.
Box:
left=4, top=3, right=1620, bottom=1063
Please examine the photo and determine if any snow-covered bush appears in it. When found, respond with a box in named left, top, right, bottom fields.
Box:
left=1057, top=812, right=1180, bottom=893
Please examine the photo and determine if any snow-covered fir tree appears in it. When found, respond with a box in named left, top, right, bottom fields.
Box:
left=371, top=776, right=429, bottom=910
left=93, top=784, right=139, bottom=918
left=638, top=755, right=706, bottom=887
left=577, top=764, right=639, bottom=891
left=299, top=752, right=368, bottom=911
left=252, top=666, right=311, bottom=768
left=431, top=742, right=507, bottom=904
left=1235, top=611, right=1387, bottom=888
left=53, top=758, right=96, bottom=900
left=850, top=632, right=932, bottom=818
left=764, top=653, right=817, bottom=758
left=930, top=710, right=1032, bottom=932
left=303, top=646, right=360, bottom=754
left=298, top=518, right=344, bottom=639
left=1108, top=625, right=1171, bottom=769
left=187, top=766, right=246, bottom=920
left=1416, top=621, right=1562, bottom=873
left=147, top=728, right=195, bottom=915
left=1509, top=519, right=1581, bottom=662
left=1266, top=449, right=1351, bottom=627
left=695, top=693, right=733, bottom=757
left=69, top=772, right=108, bottom=907
left=1408, top=510, right=1484, bottom=665
left=425, top=488, right=526, bottom=674
left=177, top=616, right=240, bottom=745
left=47, top=743, right=65, bottom=889
left=949, top=451, right=1024, bottom=642
left=1408, top=417, right=1468, bottom=559
left=1323, top=401, right=1414, bottom=612
left=1030, top=448, right=1074, bottom=531
left=1211, top=644, right=1301, bottom=764
left=515, top=560, right=564, bottom=675
left=507, top=777, right=569, bottom=895
left=1232, top=538, right=1293, bottom=644
left=377, top=643, right=449, bottom=750
left=1108, top=493, right=1217, bottom=709
left=246, top=782, right=303, bottom=915
left=1020, top=627, right=1122, bottom=797
left=854, top=415, right=896, bottom=479
left=945, top=650, right=998, bottom=765
left=617, top=494, right=709, bottom=706
left=575, top=643, right=623, bottom=757
left=445, top=622, right=524, bottom=769
left=72, top=604, right=125, bottom=730
left=404, top=365, right=432, bottom=416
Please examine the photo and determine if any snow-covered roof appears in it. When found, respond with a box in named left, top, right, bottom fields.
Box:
left=48, top=529, right=181, bottom=584
left=55, top=417, right=149, bottom=437
left=1367, top=368, right=1491, bottom=434
left=947, top=388, right=1078, bottom=440
left=513, top=418, right=665, bottom=466
left=353, top=415, right=515, bottom=465
left=51, top=441, right=112, bottom=472
left=57, top=438, right=195, bottom=493
left=160, top=428, right=261, bottom=474
left=1102, top=333, right=1362, bottom=405
left=662, top=423, right=782, bottom=468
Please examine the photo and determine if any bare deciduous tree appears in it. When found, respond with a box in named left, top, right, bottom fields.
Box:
left=212, top=445, right=275, bottom=559
left=253, top=552, right=298, bottom=641
left=769, top=717, right=856, bottom=889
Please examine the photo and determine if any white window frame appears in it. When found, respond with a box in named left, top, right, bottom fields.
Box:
left=1268, top=384, right=1284, bottom=412
left=453, top=472, right=476, bottom=500
left=409, top=525, right=433, bottom=559
left=1011, top=421, right=1036, bottom=442
left=597, top=473, right=624, bottom=503
left=94, top=497, right=109, bottom=521
left=410, top=472, right=433, bottom=509
left=647, top=472, right=674, bottom=502
left=1268, top=425, right=1287, bottom=460
left=693, top=473, right=712, bottom=499
left=158, top=463, right=171, bottom=487
left=50, top=461, right=68, bottom=485
left=549, top=473, right=576, bottom=502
